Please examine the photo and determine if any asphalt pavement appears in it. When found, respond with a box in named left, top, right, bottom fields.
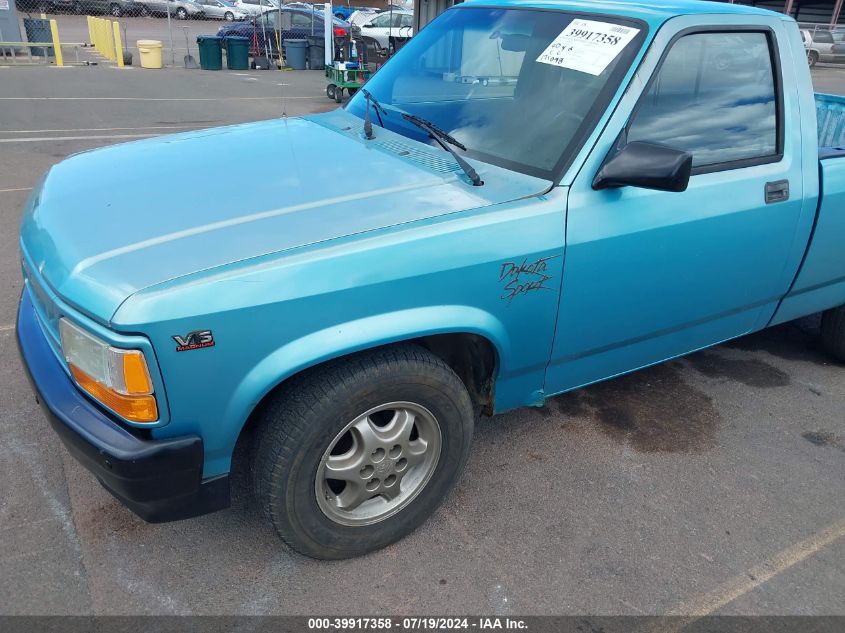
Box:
left=0, top=59, right=844, bottom=617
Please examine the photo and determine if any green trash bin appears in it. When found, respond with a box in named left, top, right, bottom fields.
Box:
left=196, top=35, right=223, bottom=71
left=226, top=36, right=250, bottom=71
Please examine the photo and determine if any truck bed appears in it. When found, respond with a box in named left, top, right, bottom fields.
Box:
left=772, top=93, right=845, bottom=324
left=816, top=93, right=845, bottom=151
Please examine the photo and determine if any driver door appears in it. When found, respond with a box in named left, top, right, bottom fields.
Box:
left=545, top=23, right=810, bottom=394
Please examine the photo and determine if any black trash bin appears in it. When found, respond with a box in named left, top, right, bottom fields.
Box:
left=23, top=18, right=53, bottom=57
left=196, top=35, right=223, bottom=71
left=225, top=36, right=249, bottom=70
left=305, top=35, right=324, bottom=70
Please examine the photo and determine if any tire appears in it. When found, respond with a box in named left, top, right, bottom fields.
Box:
left=139, top=4, right=149, bottom=16
left=808, top=50, right=819, bottom=68
left=821, top=305, right=845, bottom=362
left=176, top=6, right=187, bottom=19
left=253, top=344, right=475, bottom=559
left=334, top=86, right=343, bottom=103
left=110, top=2, right=121, bottom=16
left=326, top=83, right=336, bottom=100
left=224, top=11, right=233, bottom=20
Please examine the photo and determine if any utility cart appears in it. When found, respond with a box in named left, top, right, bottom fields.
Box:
left=325, top=65, right=371, bottom=103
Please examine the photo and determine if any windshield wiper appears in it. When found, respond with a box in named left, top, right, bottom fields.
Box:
left=401, top=113, right=483, bottom=186
left=361, top=89, right=388, bottom=140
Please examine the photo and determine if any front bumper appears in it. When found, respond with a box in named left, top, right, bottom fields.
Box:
left=16, top=288, right=230, bottom=523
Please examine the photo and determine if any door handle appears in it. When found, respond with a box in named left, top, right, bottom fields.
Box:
left=765, top=180, right=790, bottom=204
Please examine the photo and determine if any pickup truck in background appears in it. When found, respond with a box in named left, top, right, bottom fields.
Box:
left=17, top=0, right=845, bottom=559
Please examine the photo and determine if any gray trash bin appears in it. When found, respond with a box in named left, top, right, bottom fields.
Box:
left=306, top=35, right=324, bottom=70
left=283, top=38, right=307, bottom=70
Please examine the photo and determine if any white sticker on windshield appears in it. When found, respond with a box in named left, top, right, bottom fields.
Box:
left=536, top=19, right=640, bottom=76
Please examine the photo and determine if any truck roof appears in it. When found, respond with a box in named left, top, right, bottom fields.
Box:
left=460, top=0, right=785, bottom=26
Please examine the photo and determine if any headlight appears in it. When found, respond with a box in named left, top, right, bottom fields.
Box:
left=59, top=318, right=158, bottom=423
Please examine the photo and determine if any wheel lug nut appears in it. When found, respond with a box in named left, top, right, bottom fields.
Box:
left=371, top=448, right=385, bottom=462
left=360, top=465, right=374, bottom=478
left=366, top=478, right=380, bottom=491
left=389, top=445, right=402, bottom=459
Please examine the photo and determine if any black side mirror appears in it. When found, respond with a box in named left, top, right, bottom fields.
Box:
left=592, top=141, right=692, bottom=192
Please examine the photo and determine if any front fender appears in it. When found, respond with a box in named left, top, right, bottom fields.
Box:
left=218, top=305, right=510, bottom=458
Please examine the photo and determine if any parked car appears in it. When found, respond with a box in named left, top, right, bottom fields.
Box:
left=22, top=0, right=143, bottom=15
left=137, top=0, right=204, bottom=18
left=15, top=0, right=75, bottom=13
left=217, top=7, right=349, bottom=57
left=17, top=0, right=845, bottom=562
left=359, top=8, right=412, bottom=55
left=801, top=28, right=845, bottom=66
left=233, top=0, right=277, bottom=16
left=194, top=0, right=246, bottom=20
left=348, top=7, right=378, bottom=25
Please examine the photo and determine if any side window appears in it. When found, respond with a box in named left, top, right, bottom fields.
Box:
left=814, top=30, right=834, bottom=44
left=627, top=31, right=779, bottom=169
left=292, top=12, right=312, bottom=26
left=370, top=14, right=391, bottom=28
left=400, top=14, right=413, bottom=28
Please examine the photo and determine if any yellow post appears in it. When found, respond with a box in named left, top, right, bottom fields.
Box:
left=49, top=19, right=63, bottom=67
left=106, top=20, right=115, bottom=61
left=87, top=16, right=92, bottom=46
left=113, top=20, right=124, bottom=67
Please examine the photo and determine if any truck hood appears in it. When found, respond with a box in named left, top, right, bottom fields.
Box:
left=20, top=110, right=549, bottom=323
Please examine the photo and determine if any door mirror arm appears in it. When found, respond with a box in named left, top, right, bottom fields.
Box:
left=592, top=141, right=693, bottom=193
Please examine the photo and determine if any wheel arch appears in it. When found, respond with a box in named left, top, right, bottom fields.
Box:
left=227, top=307, right=507, bottom=468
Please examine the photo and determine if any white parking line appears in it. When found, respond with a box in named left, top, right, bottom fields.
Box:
left=0, top=187, right=32, bottom=193
left=0, top=134, right=160, bottom=143
left=0, top=125, right=199, bottom=134
left=644, top=517, right=845, bottom=632
left=0, top=324, right=15, bottom=333
left=0, top=96, right=316, bottom=101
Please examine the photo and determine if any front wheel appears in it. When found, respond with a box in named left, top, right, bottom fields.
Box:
left=253, top=344, right=474, bottom=559
left=224, top=10, right=233, bottom=20
left=139, top=4, right=149, bottom=16
left=110, top=2, right=121, bottom=16
left=176, top=6, right=187, bottom=19
left=808, top=50, right=819, bottom=68
left=334, top=86, right=343, bottom=103
left=73, top=0, right=82, bottom=13
left=821, top=306, right=845, bottom=362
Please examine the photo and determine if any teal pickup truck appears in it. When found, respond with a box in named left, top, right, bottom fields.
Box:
left=17, top=0, right=845, bottom=559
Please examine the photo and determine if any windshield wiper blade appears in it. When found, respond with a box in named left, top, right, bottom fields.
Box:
left=401, top=113, right=483, bottom=186
left=361, top=89, right=387, bottom=140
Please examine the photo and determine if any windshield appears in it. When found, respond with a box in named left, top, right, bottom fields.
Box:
left=346, top=7, right=645, bottom=179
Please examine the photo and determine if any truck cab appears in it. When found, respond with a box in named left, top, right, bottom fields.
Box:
left=17, top=0, right=845, bottom=559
